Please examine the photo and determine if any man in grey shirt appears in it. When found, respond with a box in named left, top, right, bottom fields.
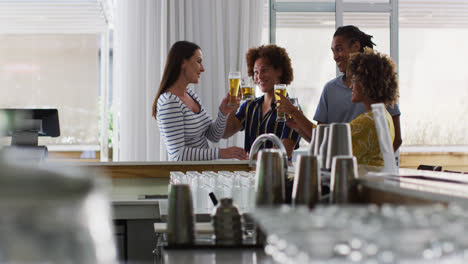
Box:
left=314, top=25, right=402, bottom=151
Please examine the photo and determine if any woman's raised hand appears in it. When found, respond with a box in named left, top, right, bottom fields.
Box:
left=220, top=146, right=248, bottom=160
left=219, top=93, right=240, bottom=116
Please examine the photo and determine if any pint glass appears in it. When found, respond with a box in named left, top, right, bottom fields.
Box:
left=228, top=71, right=241, bottom=106
left=274, top=84, right=287, bottom=122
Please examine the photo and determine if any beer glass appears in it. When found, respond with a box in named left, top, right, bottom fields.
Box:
left=241, top=76, right=255, bottom=101
left=228, top=71, right=241, bottom=106
left=288, top=97, right=299, bottom=119
left=274, top=84, right=287, bottom=122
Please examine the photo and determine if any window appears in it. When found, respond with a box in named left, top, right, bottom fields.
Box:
left=275, top=12, right=336, bottom=121
left=399, top=1, right=468, bottom=146
left=0, top=1, right=113, bottom=160
left=270, top=0, right=468, bottom=148
left=0, top=34, right=101, bottom=147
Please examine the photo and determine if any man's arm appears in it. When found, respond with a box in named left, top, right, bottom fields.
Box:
left=282, top=138, right=297, bottom=159
left=222, top=112, right=242, bottom=139
left=392, top=115, right=402, bottom=152
left=286, top=119, right=313, bottom=143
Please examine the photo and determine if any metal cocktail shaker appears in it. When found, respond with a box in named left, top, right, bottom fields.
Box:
left=330, top=155, right=358, bottom=203
left=326, top=123, right=353, bottom=170
left=292, top=154, right=321, bottom=208
left=314, top=124, right=330, bottom=168
left=254, top=149, right=286, bottom=206
left=166, top=184, right=195, bottom=245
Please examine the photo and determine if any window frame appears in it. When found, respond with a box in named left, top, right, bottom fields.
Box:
left=269, top=0, right=398, bottom=69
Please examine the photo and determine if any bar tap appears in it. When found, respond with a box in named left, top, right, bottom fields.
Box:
left=248, top=133, right=288, bottom=168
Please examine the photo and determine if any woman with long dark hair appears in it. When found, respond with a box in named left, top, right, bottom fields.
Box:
left=153, top=41, right=247, bottom=161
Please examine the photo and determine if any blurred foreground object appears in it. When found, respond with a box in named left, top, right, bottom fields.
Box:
left=0, top=153, right=117, bottom=264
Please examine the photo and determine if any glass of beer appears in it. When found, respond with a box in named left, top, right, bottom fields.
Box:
left=274, top=84, right=287, bottom=122
left=241, top=76, right=255, bottom=101
left=288, top=97, right=299, bottom=119
left=228, top=71, right=241, bottom=106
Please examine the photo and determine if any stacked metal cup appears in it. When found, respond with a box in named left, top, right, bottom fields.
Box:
left=254, top=149, right=286, bottom=206
left=308, top=129, right=317, bottom=155
left=314, top=124, right=330, bottom=168
left=330, top=155, right=358, bottom=203
left=166, top=184, right=195, bottom=245
left=326, top=123, right=353, bottom=170
left=292, top=154, right=321, bottom=208
left=254, top=149, right=286, bottom=246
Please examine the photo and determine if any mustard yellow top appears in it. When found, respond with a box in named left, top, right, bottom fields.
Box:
left=350, top=110, right=395, bottom=166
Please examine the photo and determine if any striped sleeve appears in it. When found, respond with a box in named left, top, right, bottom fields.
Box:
left=187, top=87, right=226, bottom=143
left=205, top=110, right=227, bottom=143
left=157, top=93, right=220, bottom=161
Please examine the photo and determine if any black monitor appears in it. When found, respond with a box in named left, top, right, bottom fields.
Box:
left=1, top=108, right=60, bottom=146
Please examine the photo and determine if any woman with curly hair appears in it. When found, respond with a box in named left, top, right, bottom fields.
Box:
left=315, top=25, right=402, bottom=152
left=277, top=48, right=399, bottom=166
left=222, top=44, right=301, bottom=158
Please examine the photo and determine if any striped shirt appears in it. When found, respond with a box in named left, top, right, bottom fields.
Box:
left=235, top=95, right=300, bottom=152
left=157, top=87, right=227, bottom=161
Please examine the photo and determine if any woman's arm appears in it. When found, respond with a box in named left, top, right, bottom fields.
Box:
left=157, top=95, right=219, bottom=161
left=206, top=94, right=240, bottom=142
left=223, top=96, right=248, bottom=139
left=223, top=112, right=242, bottom=138
left=205, top=110, right=228, bottom=143
left=205, top=94, right=233, bottom=142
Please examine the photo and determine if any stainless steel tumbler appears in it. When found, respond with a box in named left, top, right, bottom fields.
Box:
left=314, top=124, right=330, bottom=168
left=326, top=123, right=353, bottom=169
left=166, top=184, right=195, bottom=245
left=330, top=155, right=358, bottom=203
left=255, top=149, right=286, bottom=206
left=292, top=154, right=321, bottom=208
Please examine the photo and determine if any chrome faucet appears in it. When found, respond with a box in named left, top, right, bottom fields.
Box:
left=249, top=133, right=288, bottom=167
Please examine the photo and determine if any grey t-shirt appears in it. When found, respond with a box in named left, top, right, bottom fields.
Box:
left=313, top=75, right=401, bottom=123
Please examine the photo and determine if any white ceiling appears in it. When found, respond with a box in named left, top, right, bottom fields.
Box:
left=0, top=0, right=466, bottom=34
left=276, top=0, right=468, bottom=28
left=0, top=0, right=113, bottom=34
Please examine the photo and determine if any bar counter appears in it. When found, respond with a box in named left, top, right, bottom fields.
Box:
left=75, top=161, right=468, bottom=205
left=74, top=161, right=468, bottom=263
left=357, top=167, right=468, bottom=205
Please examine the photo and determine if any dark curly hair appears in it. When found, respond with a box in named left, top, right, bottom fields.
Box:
left=246, top=44, right=293, bottom=85
left=347, top=48, right=399, bottom=107
left=334, top=25, right=376, bottom=52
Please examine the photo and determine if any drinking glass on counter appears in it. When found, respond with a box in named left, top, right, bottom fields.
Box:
left=274, top=84, right=287, bottom=122
left=241, top=76, right=255, bottom=101
left=228, top=71, right=241, bottom=106
left=168, top=170, right=257, bottom=214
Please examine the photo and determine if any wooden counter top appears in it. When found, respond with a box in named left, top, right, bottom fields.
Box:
left=76, top=160, right=251, bottom=178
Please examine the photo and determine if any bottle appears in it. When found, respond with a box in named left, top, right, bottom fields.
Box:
left=212, top=198, right=243, bottom=246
